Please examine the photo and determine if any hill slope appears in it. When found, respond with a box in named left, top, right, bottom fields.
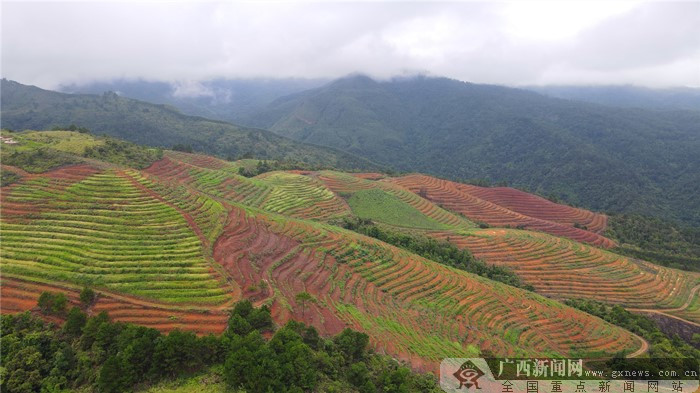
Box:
left=0, top=79, right=380, bottom=171
left=1, top=131, right=654, bottom=371
left=246, top=75, right=700, bottom=225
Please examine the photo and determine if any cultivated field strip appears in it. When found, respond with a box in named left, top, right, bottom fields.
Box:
left=0, top=276, right=228, bottom=334
left=145, top=156, right=350, bottom=221
left=385, top=174, right=615, bottom=247
left=0, top=157, right=653, bottom=371
left=0, top=168, right=230, bottom=304
left=455, top=184, right=608, bottom=233
left=165, top=150, right=231, bottom=170
left=211, top=205, right=641, bottom=371
left=431, top=229, right=700, bottom=318
left=255, top=171, right=351, bottom=220
left=124, top=168, right=228, bottom=246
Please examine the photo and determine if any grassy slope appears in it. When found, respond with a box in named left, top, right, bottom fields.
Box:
left=347, top=189, right=449, bottom=230
left=1, top=129, right=163, bottom=172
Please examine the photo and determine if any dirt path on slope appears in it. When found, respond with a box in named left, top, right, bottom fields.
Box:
left=626, top=284, right=700, bottom=327
left=626, top=333, right=649, bottom=358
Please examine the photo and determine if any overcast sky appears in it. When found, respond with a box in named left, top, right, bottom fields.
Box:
left=2, top=1, right=699, bottom=89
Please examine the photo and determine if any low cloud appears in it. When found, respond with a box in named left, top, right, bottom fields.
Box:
left=2, top=1, right=698, bottom=89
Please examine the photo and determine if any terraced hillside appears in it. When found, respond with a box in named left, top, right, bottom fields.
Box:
left=431, top=230, right=700, bottom=313
left=1, top=167, right=230, bottom=304
left=311, top=170, right=700, bottom=324
left=140, top=156, right=700, bottom=326
left=144, top=152, right=352, bottom=222
left=1, top=139, right=651, bottom=371
left=208, top=206, right=642, bottom=368
left=386, top=174, right=615, bottom=248
left=318, top=171, right=473, bottom=231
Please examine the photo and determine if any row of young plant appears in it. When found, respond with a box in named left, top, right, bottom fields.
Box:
left=456, top=229, right=697, bottom=311
left=1, top=171, right=229, bottom=304
left=340, top=217, right=533, bottom=290
left=1, top=295, right=443, bottom=393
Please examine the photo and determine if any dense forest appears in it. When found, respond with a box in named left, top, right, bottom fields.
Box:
left=606, top=213, right=700, bottom=271
left=1, top=297, right=441, bottom=393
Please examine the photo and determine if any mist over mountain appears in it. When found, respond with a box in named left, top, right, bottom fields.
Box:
left=59, top=78, right=328, bottom=123
left=526, top=85, right=700, bottom=110
left=244, top=75, right=700, bottom=224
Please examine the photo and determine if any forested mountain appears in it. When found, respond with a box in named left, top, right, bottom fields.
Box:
left=526, top=85, right=700, bottom=111
left=245, top=75, right=700, bottom=225
left=0, top=79, right=379, bottom=171
left=59, top=78, right=327, bottom=123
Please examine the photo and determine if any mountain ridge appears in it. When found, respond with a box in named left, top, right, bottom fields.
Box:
left=0, top=79, right=382, bottom=172
left=244, top=74, right=700, bottom=225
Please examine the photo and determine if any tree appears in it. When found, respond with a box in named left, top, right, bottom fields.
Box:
left=4, top=346, right=45, bottom=393
left=295, top=291, right=316, bottom=321
left=37, top=291, right=67, bottom=316
left=97, top=356, right=126, bottom=393
left=52, top=293, right=67, bottom=315
left=334, top=328, right=369, bottom=364
left=80, top=287, right=96, bottom=308
left=63, top=307, right=87, bottom=337
left=38, top=292, right=55, bottom=314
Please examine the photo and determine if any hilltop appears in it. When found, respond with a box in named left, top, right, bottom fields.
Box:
left=4, top=131, right=699, bottom=378
left=243, top=75, right=700, bottom=225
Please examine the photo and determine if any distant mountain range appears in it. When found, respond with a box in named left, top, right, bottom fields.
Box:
left=0, top=79, right=379, bottom=171
left=59, top=78, right=328, bottom=123
left=526, top=85, right=700, bottom=111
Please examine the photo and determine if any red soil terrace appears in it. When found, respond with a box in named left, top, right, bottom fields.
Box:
left=386, top=174, right=615, bottom=248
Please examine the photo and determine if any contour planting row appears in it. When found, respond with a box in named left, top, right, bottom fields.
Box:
left=126, top=169, right=228, bottom=247
left=0, top=168, right=230, bottom=305
left=0, top=164, right=100, bottom=217
left=455, top=184, right=608, bottom=233
left=386, top=174, right=615, bottom=248
left=211, top=205, right=641, bottom=370
left=146, top=157, right=349, bottom=222
left=146, top=156, right=273, bottom=206
left=431, top=229, right=700, bottom=319
left=255, top=171, right=351, bottom=221
left=0, top=276, right=228, bottom=335
left=165, top=150, right=232, bottom=170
